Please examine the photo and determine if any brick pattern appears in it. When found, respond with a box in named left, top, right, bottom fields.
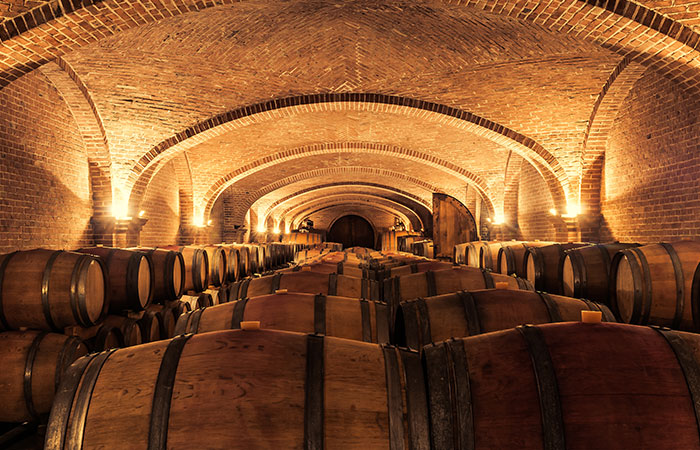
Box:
left=139, top=160, right=179, bottom=247
left=601, top=68, right=700, bottom=242
left=309, top=207, right=395, bottom=236
left=517, top=162, right=562, bottom=241
left=0, top=70, right=92, bottom=252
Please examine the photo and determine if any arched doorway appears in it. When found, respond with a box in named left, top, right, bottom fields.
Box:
left=327, top=215, right=375, bottom=249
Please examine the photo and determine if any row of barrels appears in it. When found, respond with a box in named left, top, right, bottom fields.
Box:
left=41, top=246, right=700, bottom=448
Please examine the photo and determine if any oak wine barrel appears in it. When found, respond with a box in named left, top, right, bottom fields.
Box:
left=87, top=325, right=123, bottom=352
left=203, top=286, right=227, bottom=305
left=201, top=245, right=227, bottom=287
left=100, top=316, right=142, bottom=347
left=465, top=241, right=493, bottom=267
left=161, top=246, right=209, bottom=293
left=180, top=293, right=213, bottom=310
left=77, top=247, right=153, bottom=313
left=480, top=241, right=522, bottom=271
left=523, top=243, right=588, bottom=294
left=424, top=322, right=700, bottom=449
left=136, top=309, right=162, bottom=343
left=174, top=292, right=391, bottom=344
left=453, top=242, right=469, bottom=264
left=395, top=288, right=615, bottom=350
left=229, top=271, right=380, bottom=301
left=610, top=240, right=700, bottom=330
left=0, top=249, right=108, bottom=331
left=222, top=245, right=240, bottom=283
left=133, top=248, right=184, bottom=302
left=379, top=261, right=455, bottom=280
left=561, top=242, right=639, bottom=303
left=0, top=331, right=87, bottom=422
left=45, top=329, right=428, bottom=450
left=497, top=241, right=556, bottom=278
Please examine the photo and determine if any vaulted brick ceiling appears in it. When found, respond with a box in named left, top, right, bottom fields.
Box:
left=2, top=0, right=698, bottom=232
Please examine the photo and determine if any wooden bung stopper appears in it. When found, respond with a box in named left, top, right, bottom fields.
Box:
left=301, top=266, right=312, bottom=271
left=581, top=310, right=602, bottom=323
left=495, top=281, right=510, bottom=290
left=275, top=289, right=288, bottom=294
left=240, top=321, right=261, bottom=331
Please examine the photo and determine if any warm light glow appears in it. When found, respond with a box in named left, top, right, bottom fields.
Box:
left=492, top=213, right=505, bottom=225
left=257, top=223, right=267, bottom=233
left=563, top=203, right=580, bottom=218
left=273, top=227, right=281, bottom=234
left=193, top=216, right=205, bottom=228
left=207, top=220, right=213, bottom=226
left=112, top=201, right=129, bottom=219
left=138, top=210, right=145, bottom=218
left=549, top=208, right=558, bottom=216
left=284, top=222, right=291, bottom=234
left=486, top=218, right=492, bottom=223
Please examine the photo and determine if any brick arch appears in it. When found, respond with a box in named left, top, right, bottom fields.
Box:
left=288, top=197, right=421, bottom=233
left=126, top=94, right=569, bottom=213
left=578, top=57, right=648, bottom=239
left=274, top=191, right=428, bottom=232
left=262, top=182, right=432, bottom=220
left=2, top=0, right=700, bottom=94
left=196, top=143, right=501, bottom=225
left=37, top=58, right=113, bottom=221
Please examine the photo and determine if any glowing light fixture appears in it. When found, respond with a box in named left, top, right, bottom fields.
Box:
left=193, top=217, right=205, bottom=227
left=257, top=223, right=267, bottom=233
left=563, top=203, right=581, bottom=218
left=492, top=213, right=505, bottom=225
left=207, top=220, right=213, bottom=226
left=549, top=208, right=558, bottom=216
left=138, top=210, right=145, bottom=218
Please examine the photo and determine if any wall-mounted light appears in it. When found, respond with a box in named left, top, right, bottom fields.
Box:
left=207, top=219, right=213, bottom=226
left=257, top=223, right=267, bottom=233
left=193, top=217, right=205, bottom=228
left=562, top=203, right=580, bottom=218
left=138, top=210, right=145, bottom=218
left=549, top=208, right=558, bottom=216
left=492, top=213, right=505, bottom=225
left=273, top=227, right=281, bottom=234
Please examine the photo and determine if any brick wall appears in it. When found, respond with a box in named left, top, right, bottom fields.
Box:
left=207, top=194, right=224, bottom=244
left=0, top=71, right=93, bottom=252
left=601, top=69, right=700, bottom=243
left=140, top=161, right=180, bottom=247
left=517, top=163, right=558, bottom=241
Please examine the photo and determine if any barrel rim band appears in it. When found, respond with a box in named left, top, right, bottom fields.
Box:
left=336, top=261, right=343, bottom=275
left=231, top=298, right=249, bottom=329
left=41, top=251, right=64, bottom=331
left=66, top=349, right=117, bottom=449
left=240, top=278, right=251, bottom=300
left=0, top=251, right=19, bottom=329
left=595, top=244, right=612, bottom=279
left=537, top=291, right=563, bottom=323
left=314, top=294, right=327, bottom=335
left=399, top=347, right=431, bottom=450
left=653, top=327, right=700, bottom=440
left=480, top=269, right=495, bottom=289
left=24, top=331, right=49, bottom=420
left=426, top=271, right=437, bottom=297
left=414, top=297, right=433, bottom=346
left=410, top=263, right=419, bottom=274
left=148, top=334, right=193, bottom=450
left=44, top=353, right=98, bottom=450
left=504, top=246, right=516, bottom=274
left=457, top=290, right=481, bottom=336
left=94, top=326, right=124, bottom=352
left=382, top=346, right=405, bottom=450
left=125, top=252, right=142, bottom=309
left=692, top=264, right=700, bottom=330
left=69, top=255, right=86, bottom=326
left=304, top=334, right=325, bottom=450
left=516, top=324, right=566, bottom=450
left=55, top=336, right=82, bottom=392
left=422, top=343, right=455, bottom=449
left=620, top=249, right=645, bottom=324
left=174, top=252, right=186, bottom=299
left=568, top=249, right=585, bottom=298
left=629, top=247, right=653, bottom=325
left=173, top=310, right=193, bottom=335
left=660, top=243, right=685, bottom=329
left=361, top=278, right=368, bottom=299
left=360, top=299, right=372, bottom=342
left=190, top=308, right=205, bottom=334
left=328, top=273, right=338, bottom=296
left=446, top=339, right=474, bottom=450
left=77, top=255, right=104, bottom=327
left=271, top=272, right=283, bottom=293
left=375, top=301, right=391, bottom=344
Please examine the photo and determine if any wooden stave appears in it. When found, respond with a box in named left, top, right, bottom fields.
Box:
left=135, top=248, right=185, bottom=303
left=523, top=243, right=588, bottom=294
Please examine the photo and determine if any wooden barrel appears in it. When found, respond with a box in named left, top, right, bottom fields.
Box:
left=230, top=272, right=380, bottom=301
left=165, top=299, right=192, bottom=320
left=379, top=261, right=455, bottom=280
left=424, top=322, right=700, bottom=449
left=230, top=244, right=250, bottom=278
left=100, top=316, right=142, bottom=347
left=245, top=244, right=260, bottom=274
left=222, top=246, right=240, bottom=283
left=134, top=248, right=184, bottom=302
left=396, top=288, right=615, bottom=351
left=87, top=325, right=124, bottom=352
left=277, top=262, right=368, bottom=279
left=45, top=329, right=428, bottom=450
left=0, top=331, right=87, bottom=422
left=453, top=242, right=469, bottom=264
left=466, top=241, right=492, bottom=267
left=610, top=240, right=700, bottom=330
left=383, top=267, right=534, bottom=305
left=77, top=247, right=153, bottom=313
left=497, top=241, right=555, bottom=277
left=0, top=249, right=108, bottom=331
left=145, top=304, right=174, bottom=340
left=136, top=310, right=162, bottom=343
left=162, top=246, right=209, bottom=293
left=561, top=242, right=640, bottom=303
left=201, top=246, right=227, bottom=287
left=203, top=287, right=227, bottom=305
left=479, top=241, right=522, bottom=271
left=411, top=240, right=434, bottom=258
left=523, top=243, right=589, bottom=294
left=179, top=293, right=213, bottom=310
left=174, top=293, right=391, bottom=343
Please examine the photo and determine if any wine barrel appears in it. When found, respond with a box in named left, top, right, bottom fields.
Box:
left=180, top=293, right=213, bottom=310
left=610, top=240, right=700, bottom=330
left=165, top=299, right=192, bottom=319
left=0, top=249, right=108, bottom=330
left=87, top=325, right=124, bottom=352
left=222, top=246, right=240, bottom=283
left=395, top=288, right=615, bottom=350
left=203, top=286, right=227, bottom=305
left=277, top=262, right=368, bottom=279
left=453, top=242, right=469, bottom=264
left=523, top=243, right=589, bottom=294
left=133, top=248, right=184, bottom=302
left=146, top=304, right=175, bottom=340
left=383, top=267, right=534, bottom=305
left=245, top=244, right=260, bottom=274
left=100, top=316, right=142, bottom=347
left=465, top=241, right=492, bottom=267
left=136, top=310, right=162, bottom=343
left=45, top=329, right=428, bottom=449
left=77, top=247, right=153, bottom=313
left=230, top=244, right=250, bottom=278
left=175, top=293, right=391, bottom=343
left=201, top=245, right=227, bottom=287
left=561, top=242, right=640, bottom=303
left=480, top=241, right=522, bottom=271
left=0, top=331, right=87, bottom=422
left=161, top=246, right=209, bottom=293
left=230, top=272, right=380, bottom=301
left=410, top=240, right=434, bottom=258
left=497, top=241, right=556, bottom=278
left=424, top=322, right=700, bottom=449
left=379, top=261, right=455, bottom=280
